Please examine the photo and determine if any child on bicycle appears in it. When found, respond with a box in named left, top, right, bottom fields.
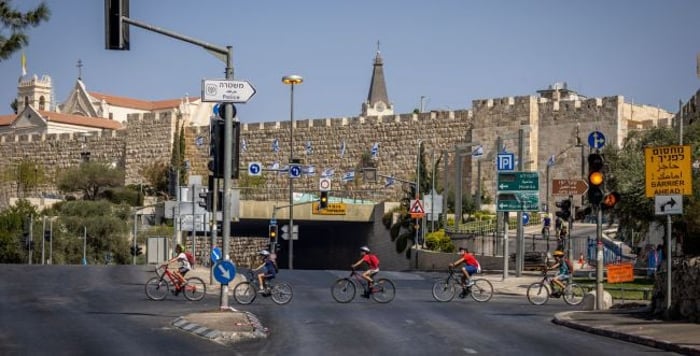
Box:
left=254, top=250, right=278, bottom=293
left=351, top=246, right=380, bottom=297
left=449, top=247, right=480, bottom=292
left=548, top=250, right=572, bottom=297
left=162, top=244, right=191, bottom=294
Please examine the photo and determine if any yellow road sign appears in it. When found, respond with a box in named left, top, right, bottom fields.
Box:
left=644, top=145, right=693, bottom=197
left=312, top=202, right=346, bottom=215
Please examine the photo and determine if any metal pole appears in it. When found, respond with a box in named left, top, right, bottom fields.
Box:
left=476, top=159, right=482, bottom=211
left=416, top=140, right=422, bottom=247
left=41, top=216, right=46, bottom=265
left=503, top=213, right=509, bottom=280
left=289, top=84, right=295, bottom=269
left=431, top=150, right=435, bottom=232
left=442, top=150, right=448, bottom=227
left=220, top=46, right=234, bottom=309
left=455, top=145, right=462, bottom=227
left=595, top=206, right=604, bottom=310
left=516, top=129, right=524, bottom=276
left=192, top=183, right=196, bottom=268
left=132, top=212, right=137, bottom=265
left=666, top=215, right=672, bottom=310
left=49, top=220, right=53, bottom=265
left=83, top=226, right=87, bottom=265
left=546, top=164, right=550, bottom=213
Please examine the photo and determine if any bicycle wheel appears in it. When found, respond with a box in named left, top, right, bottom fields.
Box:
left=233, top=281, right=257, bottom=305
left=469, top=279, right=494, bottom=302
left=270, top=282, right=293, bottom=305
left=331, top=278, right=356, bottom=303
left=432, top=279, right=456, bottom=302
left=183, top=277, right=206, bottom=301
left=371, top=278, right=395, bottom=303
left=145, top=277, right=169, bottom=301
left=563, top=283, right=585, bottom=306
left=526, top=282, right=550, bottom=305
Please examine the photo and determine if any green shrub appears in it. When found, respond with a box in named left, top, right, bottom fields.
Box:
left=425, top=229, right=455, bottom=253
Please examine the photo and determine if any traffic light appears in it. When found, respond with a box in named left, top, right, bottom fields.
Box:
left=136, top=245, right=143, bottom=256
left=555, top=199, right=572, bottom=220
left=44, top=230, right=51, bottom=242
left=602, top=192, right=621, bottom=210
left=268, top=224, right=278, bottom=242
left=208, top=118, right=241, bottom=179
left=320, top=191, right=329, bottom=209
left=198, top=190, right=211, bottom=211
left=587, top=153, right=604, bottom=206
left=130, top=246, right=137, bottom=256
left=104, top=0, right=129, bottom=50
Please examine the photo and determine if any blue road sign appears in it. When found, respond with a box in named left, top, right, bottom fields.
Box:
left=213, top=260, right=236, bottom=285
left=588, top=131, right=606, bottom=149
left=289, top=164, right=302, bottom=178
left=497, top=153, right=515, bottom=171
left=248, top=162, right=262, bottom=176
left=522, top=212, right=530, bottom=225
left=210, top=246, right=222, bottom=264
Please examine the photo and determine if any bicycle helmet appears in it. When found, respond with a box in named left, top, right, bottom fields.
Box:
left=360, top=246, right=370, bottom=253
left=553, top=250, right=565, bottom=257
left=259, top=250, right=270, bottom=256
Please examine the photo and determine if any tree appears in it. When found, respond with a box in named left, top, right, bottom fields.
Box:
left=56, top=161, right=125, bottom=200
left=0, top=1, right=50, bottom=61
left=138, top=160, right=169, bottom=197
left=0, top=158, right=46, bottom=197
left=0, top=199, right=37, bottom=263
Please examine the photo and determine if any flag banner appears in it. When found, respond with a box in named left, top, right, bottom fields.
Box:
left=321, top=168, right=335, bottom=177
left=272, top=138, right=279, bottom=153
left=342, top=170, right=355, bottom=182
left=370, top=142, right=380, bottom=159
left=241, top=139, right=248, bottom=152
left=305, top=141, right=313, bottom=155
left=472, top=145, right=484, bottom=157
left=384, top=176, right=395, bottom=188
left=340, top=141, right=346, bottom=158
left=271, top=161, right=280, bottom=170
left=303, top=165, right=316, bottom=176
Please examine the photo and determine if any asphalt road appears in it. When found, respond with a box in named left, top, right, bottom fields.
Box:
left=0, top=265, right=674, bottom=356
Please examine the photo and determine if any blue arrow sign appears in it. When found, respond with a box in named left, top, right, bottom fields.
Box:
left=588, top=131, right=606, bottom=149
left=210, top=247, right=222, bottom=264
left=248, top=162, right=262, bottom=176
left=289, top=164, right=302, bottom=178
left=213, top=260, right=236, bottom=285
left=522, top=212, right=530, bottom=225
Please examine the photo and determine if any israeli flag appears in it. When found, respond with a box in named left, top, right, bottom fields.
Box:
left=547, top=154, right=556, bottom=167
left=241, top=138, right=248, bottom=152
left=321, top=168, right=335, bottom=177
left=339, top=141, right=346, bottom=158
left=305, top=141, right=313, bottom=155
left=271, top=161, right=280, bottom=171
left=272, top=138, right=279, bottom=153
left=303, top=165, right=316, bottom=176
left=384, top=175, right=395, bottom=188
left=370, top=142, right=380, bottom=159
left=342, top=170, right=355, bottom=182
left=472, top=145, right=484, bottom=157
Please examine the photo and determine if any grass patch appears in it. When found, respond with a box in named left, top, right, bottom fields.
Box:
left=574, top=277, right=655, bottom=300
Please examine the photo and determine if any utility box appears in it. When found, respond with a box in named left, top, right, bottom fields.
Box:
left=147, top=237, right=170, bottom=264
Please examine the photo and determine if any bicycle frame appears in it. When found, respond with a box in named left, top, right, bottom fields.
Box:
left=349, top=269, right=375, bottom=294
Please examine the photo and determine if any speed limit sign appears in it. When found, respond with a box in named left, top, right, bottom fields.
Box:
left=319, top=177, right=331, bottom=192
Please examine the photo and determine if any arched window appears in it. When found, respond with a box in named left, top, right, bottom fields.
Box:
left=39, top=96, right=46, bottom=110
left=24, top=96, right=29, bottom=107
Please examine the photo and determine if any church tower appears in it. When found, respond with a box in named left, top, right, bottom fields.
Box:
left=17, top=74, right=53, bottom=113
left=361, top=45, right=394, bottom=117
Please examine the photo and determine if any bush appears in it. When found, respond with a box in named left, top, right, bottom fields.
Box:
left=425, top=229, right=455, bottom=253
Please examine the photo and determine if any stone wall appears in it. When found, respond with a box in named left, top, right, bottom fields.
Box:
left=652, top=256, right=700, bottom=322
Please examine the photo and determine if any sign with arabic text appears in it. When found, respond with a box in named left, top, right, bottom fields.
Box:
left=644, top=145, right=692, bottom=197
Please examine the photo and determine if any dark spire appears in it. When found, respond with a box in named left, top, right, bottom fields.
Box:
left=366, top=44, right=389, bottom=107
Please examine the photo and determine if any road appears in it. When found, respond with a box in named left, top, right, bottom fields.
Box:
left=0, top=265, right=673, bottom=355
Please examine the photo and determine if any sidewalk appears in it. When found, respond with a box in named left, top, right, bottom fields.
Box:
left=173, top=269, right=700, bottom=354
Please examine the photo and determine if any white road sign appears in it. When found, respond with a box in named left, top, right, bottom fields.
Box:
left=201, top=79, right=256, bottom=103
left=319, top=177, right=331, bottom=192
left=655, top=194, right=683, bottom=215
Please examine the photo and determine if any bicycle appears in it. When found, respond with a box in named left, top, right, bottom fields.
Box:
left=232, top=269, right=293, bottom=305
left=145, top=265, right=206, bottom=301
left=526, top=266, right=584, bottom=305
left=432, top=267, right=494, bottom=302
left=331, top=269, right=396, bottom=303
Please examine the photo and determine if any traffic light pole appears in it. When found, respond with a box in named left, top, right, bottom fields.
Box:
left=595, top=205, right=604, bottom=310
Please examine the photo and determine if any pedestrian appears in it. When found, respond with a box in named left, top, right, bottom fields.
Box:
left=558, top=225, right=567, bottom=250
left=542, top=214, right=552, bottom=239
left=646, top=245, right=657, bottom=278
left=555, top=216, right=563, bottom=237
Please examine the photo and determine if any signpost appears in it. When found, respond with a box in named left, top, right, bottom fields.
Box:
left=552, top=179, right=588, bottom=196
left=201, top=79, right=256, bottom=103
left=496, top=172, right=539, bottom=212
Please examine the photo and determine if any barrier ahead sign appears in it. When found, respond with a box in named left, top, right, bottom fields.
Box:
left=644, top=145, right=692, bottom=197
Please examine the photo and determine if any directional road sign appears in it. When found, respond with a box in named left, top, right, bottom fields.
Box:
left=497, top=192, right=539, bottom=211
left=552, top=179, right=588, bottom=196
left=213, top=260, right=236, bottom=285
left=497, top=172, right=539, bottom=191
left=281, top=224, right=298, bottom=240
left=588, top=131, right=606, bottom=149
left=210, top=247, right=222, bottom=264
left=497, top=171, right=539, bottom=212
left=289, top=164, right=302, bottom=179
left=201, top=79, right=257, bottom=103
left=248, top=162, right=262, bottom=176
left=654, top=194, right=683, bottom=215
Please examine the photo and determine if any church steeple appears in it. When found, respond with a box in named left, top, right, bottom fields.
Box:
left=362, top=42, right=393, bottom=116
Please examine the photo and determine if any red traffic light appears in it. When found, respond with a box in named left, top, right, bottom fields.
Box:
left=602, top=192, right=620, bottom=209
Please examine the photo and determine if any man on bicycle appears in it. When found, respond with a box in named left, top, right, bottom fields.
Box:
left=549, top=250, right=571, bottom=297
left=351, top=246, right=380, bottom=297
left=449, top=247, right=480, bottom=290
left=162, top=244, right=191, bottom=294
left=254, top=250, right=278, bottom=293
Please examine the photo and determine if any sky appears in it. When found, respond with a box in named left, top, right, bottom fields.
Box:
left=1, top=0, right=699, bottom=123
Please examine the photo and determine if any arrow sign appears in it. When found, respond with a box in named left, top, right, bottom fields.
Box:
left=552, top=179, right=588, bottom=195
left=248, top=162, right=262, bottom=176
left=655, top=194, right=683, bottom=215
left=201, top=79, right=257, bottom=103
left=213, top=260, right=237, bottom=285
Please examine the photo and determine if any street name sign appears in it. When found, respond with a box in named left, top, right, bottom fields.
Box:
left=497, top=171, right=539, bottom=212
left=497, top=172, right=538, bottom=191
left=201, top=79, right=256, bottom=103
left=644, top=145, right=692, bottom=197
left=552, top=179, right=588, bottom=196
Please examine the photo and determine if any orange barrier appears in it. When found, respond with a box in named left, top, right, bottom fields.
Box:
left=606, top=263, right=635, bottom=283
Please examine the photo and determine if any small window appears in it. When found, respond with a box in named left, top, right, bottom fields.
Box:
left=39, top=96, right=46, bottom=110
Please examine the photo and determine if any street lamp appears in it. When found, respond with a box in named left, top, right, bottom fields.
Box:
left=282, top=74, right=303, bottom=270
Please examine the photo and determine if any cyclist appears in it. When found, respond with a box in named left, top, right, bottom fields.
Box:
left=254, top=250, right=278, bottom=293
left=162, top=244, right=191, bottom=294
left=449, top=247, right=480, bottom=294
left=542, top=214, right=551, bottom=238
left=351, top=246, right=380, bottom=297
left=548, top=250, right=571, bottom=297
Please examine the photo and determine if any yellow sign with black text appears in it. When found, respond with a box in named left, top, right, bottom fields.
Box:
left=312, top=202, right=347, bottom=215
left=644, top=145, right=692, bottom=198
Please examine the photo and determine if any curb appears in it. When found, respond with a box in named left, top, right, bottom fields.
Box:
left=552, top=311, right=699, bottom=355
left=172, top=308, right=268, bottom=345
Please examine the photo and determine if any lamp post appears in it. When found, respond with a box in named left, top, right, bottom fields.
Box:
left=282, top=74, right=303, bottom=270
left=415, top=140, right=423, bottom=248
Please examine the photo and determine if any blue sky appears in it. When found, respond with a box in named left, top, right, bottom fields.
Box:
left=1, top=0, right=698, bottom=123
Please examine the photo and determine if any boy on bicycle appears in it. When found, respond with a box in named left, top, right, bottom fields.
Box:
left=549, top=250, right=571, bottom=297
left=162, top=244, right=191, bottom=294
left=351, top=246, right=380, bottom=297
left=449, top=247, right=480, bottom=291
left=254, top=250, right=278, bottom=293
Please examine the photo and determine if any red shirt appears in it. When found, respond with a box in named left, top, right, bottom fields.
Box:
left=460, top=252, right=479, bottom=267
left=363, top=254, right=379, bottom=269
